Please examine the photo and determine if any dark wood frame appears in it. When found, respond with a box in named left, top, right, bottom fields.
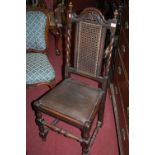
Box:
left=26, top=0, right=48, bottom=9
left=48, top=1, right=66, bottom=56
left=26, top=8, right=56, bottom=89
left=32, top=2, right=118, bottom=155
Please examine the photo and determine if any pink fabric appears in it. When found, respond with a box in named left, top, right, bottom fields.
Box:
left=26, top=34, right=119, bottom=155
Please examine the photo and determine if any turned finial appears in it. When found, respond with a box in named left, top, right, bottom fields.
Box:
left=69, top=2, right=73, bottom=12
left=67, top=2, right=73, bottom=21
left=114, top=10, right=119, bottom=19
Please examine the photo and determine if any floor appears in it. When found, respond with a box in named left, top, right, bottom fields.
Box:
left=26, top=34, right=119, bottom=155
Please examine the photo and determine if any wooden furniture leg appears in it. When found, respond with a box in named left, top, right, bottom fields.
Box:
left=98, top=93, right=106, bottom=128
left=33, top=102, right=48, bottom=140
left=53, top=30, right=61, bottom=56
left=81, top=128, right=90, bottom=155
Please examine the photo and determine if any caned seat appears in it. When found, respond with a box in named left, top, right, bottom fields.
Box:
left=38, top=78, right=104, bottom=127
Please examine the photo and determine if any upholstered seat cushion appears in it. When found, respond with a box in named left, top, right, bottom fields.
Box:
left=38, top=78, right=104, bottom=126
left=26, top=11, right=47, bottom=50
left=26, top=53, right=55, bottom=84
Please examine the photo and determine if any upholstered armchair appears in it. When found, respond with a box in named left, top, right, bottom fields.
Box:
left=26, top=9, right=55, bottom=88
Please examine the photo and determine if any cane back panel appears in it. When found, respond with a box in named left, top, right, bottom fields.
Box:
left=74, top=9, right=107, bottom=77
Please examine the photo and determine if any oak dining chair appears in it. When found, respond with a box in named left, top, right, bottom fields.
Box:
left=32, top=2, right=118, bottom=155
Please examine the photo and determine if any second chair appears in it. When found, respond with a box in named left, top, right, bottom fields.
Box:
left=26, top=8, right=56, bottom=89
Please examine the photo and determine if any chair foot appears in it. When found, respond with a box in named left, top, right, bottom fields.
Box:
left=35, top=115, right=49, bottom=140
left=82, top=152, right=89, bottom=155
left=39, top=128, right=49, bottom=141
left=82, top=149, right=89, bottom=155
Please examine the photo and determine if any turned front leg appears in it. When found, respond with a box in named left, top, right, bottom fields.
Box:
left=54, top=30, right=61, bottom=56
left=81, top=128, right=90, bottom=155
left=32, top=102, right=48, bottom=140
left=98, top=94, right=106, bottom=128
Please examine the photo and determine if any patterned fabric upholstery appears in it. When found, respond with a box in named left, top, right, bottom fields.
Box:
left=26, top=53, right=55, bottom=84
left=26, top=11, right=47, bottom=50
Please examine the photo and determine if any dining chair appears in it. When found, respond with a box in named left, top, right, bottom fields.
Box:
left=26, top=8, right=55, bottom=88
left=32, top=2, right=118, bottom=154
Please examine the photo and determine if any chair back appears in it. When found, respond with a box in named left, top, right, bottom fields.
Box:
left=26, top=9, right=49, bottom=52
left=65, top=3, right=118, bottom=82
